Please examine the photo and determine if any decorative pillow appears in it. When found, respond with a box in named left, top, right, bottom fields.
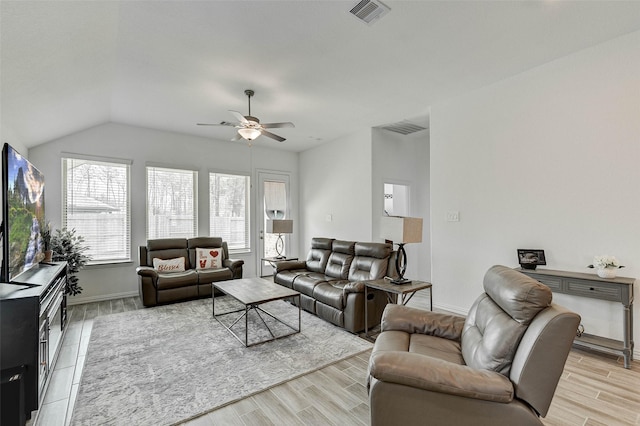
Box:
left=152, top=257, right=185, bottom=273
left=196, top=248, right=222, bottom=270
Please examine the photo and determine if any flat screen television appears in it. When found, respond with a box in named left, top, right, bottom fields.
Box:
left=1, top=143, right=46, bottom=282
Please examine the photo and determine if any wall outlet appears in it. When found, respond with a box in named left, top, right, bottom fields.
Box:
left=446, top=211, right=460, bottom=222
left=325, top=214, right=333, bottom=222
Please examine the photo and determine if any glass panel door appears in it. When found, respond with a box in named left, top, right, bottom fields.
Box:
left=258, top=171, right=290, bottom=277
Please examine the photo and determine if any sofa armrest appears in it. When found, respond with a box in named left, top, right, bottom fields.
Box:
left=369, top=351, right=513, bottom=403
left=223, top=258, right=244, bottom=279
left=223, top=258, right=244, bottom=269
left=275, top=260, right=307, bottom=273
left=136, top=266, right=158, bottom=279
left=343, top=281, right=365, bottom=294
left=381, top=304, right=465, bottom=341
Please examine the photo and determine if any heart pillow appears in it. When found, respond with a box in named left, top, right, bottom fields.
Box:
left=196, top=247, right=222, bottom=270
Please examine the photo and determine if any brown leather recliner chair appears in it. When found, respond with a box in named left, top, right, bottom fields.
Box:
left=368, top=265, right=580, bottom=426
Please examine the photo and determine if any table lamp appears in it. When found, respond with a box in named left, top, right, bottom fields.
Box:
left=266, top=219, right=293, bottom=259
left=380, top=216, right=423, bottom=284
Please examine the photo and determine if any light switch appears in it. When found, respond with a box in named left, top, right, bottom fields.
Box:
left=446, top=211, right=460, bottom=222
left=326, top=214, right=333, bottom=222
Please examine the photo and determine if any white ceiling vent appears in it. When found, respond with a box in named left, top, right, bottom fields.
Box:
left=380, top=121, right=428, bottom=135
left=349, top=0, right=390, bottom=25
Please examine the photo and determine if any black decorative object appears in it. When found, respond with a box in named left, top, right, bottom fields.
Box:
left=517, top=249, right=546, bottom=270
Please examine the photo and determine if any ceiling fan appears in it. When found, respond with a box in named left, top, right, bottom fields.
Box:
left=197, top=89, right=294, bottom=142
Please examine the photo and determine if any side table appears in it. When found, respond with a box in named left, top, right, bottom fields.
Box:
left=364, top=278, right=433, bottom=338
left=261, top=256, right=298, bottom=266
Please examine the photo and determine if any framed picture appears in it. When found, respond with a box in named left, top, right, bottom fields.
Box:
left=517, top=249, right=546, bottom=270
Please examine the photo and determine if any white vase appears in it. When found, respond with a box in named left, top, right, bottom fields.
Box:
left=597, top=268, right=617, bottom=279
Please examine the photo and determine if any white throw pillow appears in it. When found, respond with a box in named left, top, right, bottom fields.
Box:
left=153, top=257, right=186, bottom=273
left=196, top=248, right=222, bottom=270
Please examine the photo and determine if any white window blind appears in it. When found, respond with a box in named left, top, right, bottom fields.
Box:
left=209, top=172, right=250, bottom=251
left=147, top=166, right=198, bottom=239
left=62, top=157, right=131, bottom=263
left=264, top=181, right=286, bottom=219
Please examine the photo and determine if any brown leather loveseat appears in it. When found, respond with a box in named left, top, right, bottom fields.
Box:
left=137, top=237, right=244, bottom=307
left=273, top=237, right=395, bottom=333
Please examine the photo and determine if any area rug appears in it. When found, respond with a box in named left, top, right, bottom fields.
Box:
left=70, top=297, right=372, bottom=426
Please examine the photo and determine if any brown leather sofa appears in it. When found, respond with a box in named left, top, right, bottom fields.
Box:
left=137, top=237, right=244, bottom=307
left=273, top=237, right=395, bottom=333
left=368, top=265, right=580, bottom=426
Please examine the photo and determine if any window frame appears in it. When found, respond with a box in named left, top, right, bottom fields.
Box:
left=146, top=165, right=199, bottom=240
left=209, top=170, right=251, bottom=254
left=61, top=153, right=132, bottom=265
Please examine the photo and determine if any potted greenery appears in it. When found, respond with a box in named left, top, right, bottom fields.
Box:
left=51, top=227, right=91, bottom=296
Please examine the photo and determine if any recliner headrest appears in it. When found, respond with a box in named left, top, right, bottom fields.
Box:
left=332, top=240, right=355, bottom=255
left=311, top=237, right=334, bottom=250
left=483, top=265, right=552, bottom=325
left=354, top=242, right=392, bottom=259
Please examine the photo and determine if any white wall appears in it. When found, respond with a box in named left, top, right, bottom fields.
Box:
left=372, top=128, right=430, bottom=281
left=431, top=31, right=639, bottom=354
left=298, top=129, right=372, bottom=253
left=28, top=122, right=298, bottom=304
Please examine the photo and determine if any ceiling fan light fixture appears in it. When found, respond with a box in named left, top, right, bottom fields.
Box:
left=238, top=127, right=261, bottom=141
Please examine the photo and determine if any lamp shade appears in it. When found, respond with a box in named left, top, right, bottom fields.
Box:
left=266, top=219, right=293, bottom=234
left=380, top=216, right=422, bottom=244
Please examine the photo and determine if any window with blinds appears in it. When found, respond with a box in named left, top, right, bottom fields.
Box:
left=62, top=156, right=131, bottom=263
left=147, top=166, right=198, bottom=239
left=210, top=172, right=250, bottom=251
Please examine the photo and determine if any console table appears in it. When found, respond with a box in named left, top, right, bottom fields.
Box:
left=519, top=268, right=635, bottom=368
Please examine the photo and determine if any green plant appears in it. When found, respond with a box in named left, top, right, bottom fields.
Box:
left=51, top=227, right=91, bottom=296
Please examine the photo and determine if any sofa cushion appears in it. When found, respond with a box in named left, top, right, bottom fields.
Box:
left=305, top=238, right=334, bottom=273
left=197, top=267, right=233, bottom=284
left=153, top=257, right=186, bottom=273
left=325, top=251, right=354, bottom=279
left=146, top=238, right=190, bottom=269
left=332, top=240, right=355, bottom=254
left=155, top=270, right=199, bottom=290
left=293, top=275, right=326, bottom=297
left=274, top=269, right=308, bottom=288
left=354, top=242, right=392, bottom=259
left=311, top=237, right=334, bottom=250
left=349, top=257, right=388, bottom=281
left=347, top=242, right=392, bottom=281
left=195, top=247, right=223, bottom=269
left=313, top=281, right=350, bottom=309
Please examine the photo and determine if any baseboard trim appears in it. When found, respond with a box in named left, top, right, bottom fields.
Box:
left=434, top=302, right=468, bottom=317
left=68, top=290, right=139, bottom=306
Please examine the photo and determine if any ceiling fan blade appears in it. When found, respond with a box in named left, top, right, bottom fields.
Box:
left=260, top=130, right=286, bottom=142
left=261, top=122, right=295, bottom=129
left=197, top=121, right=237, bottom=126
left=231, top=132, right=243, bottom=142
left=229, top=110, right=249, bottom=124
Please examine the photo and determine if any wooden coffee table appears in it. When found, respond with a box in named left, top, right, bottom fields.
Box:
left=212, top=277, right=301, bottom=347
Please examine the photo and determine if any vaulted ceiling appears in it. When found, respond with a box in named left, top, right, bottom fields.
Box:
left=2, top=1, right=639, bottom=152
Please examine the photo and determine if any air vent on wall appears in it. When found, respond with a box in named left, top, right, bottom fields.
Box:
left=349, top=0, right=390, bottom=25
left=380, top=121, right=428, bottom=135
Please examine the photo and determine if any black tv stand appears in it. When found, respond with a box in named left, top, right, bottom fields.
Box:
left=0, top=262, right=68, bottom=423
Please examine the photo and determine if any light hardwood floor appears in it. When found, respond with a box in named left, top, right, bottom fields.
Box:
left=32, top=290, right=640, bottom=426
